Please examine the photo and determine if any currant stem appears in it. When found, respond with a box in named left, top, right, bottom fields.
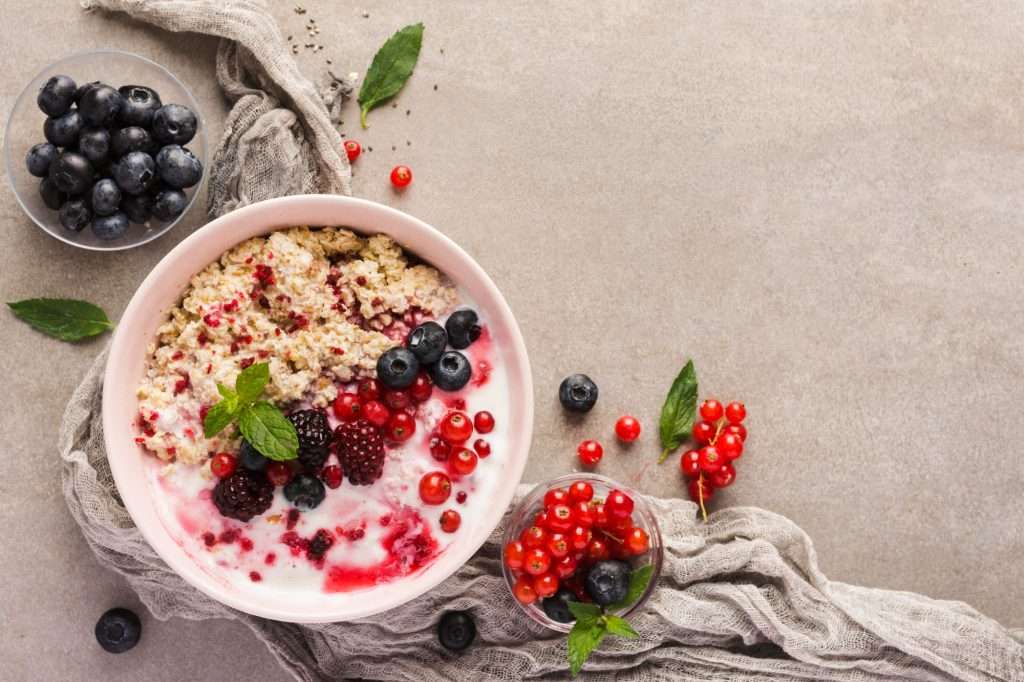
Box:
left=697, top=473, right=708, bottom=522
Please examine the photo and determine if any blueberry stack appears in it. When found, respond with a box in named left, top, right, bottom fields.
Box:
left=377, top=309, right=483, bottom=392
left=26, top=74, right=203, bottom=240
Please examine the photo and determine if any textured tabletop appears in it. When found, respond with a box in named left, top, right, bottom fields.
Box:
left=2, top=2, right=1022, bottom=680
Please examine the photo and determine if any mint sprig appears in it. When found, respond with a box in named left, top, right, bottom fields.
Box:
left=8, top=298, right=114, bottom=342
left=357, top=23, right=424, bottom=128
left=203, top=362, right=298, bottom=462
left=657, top=359, right=698, bottom=463
left=565, top=567, right=653, bottom=676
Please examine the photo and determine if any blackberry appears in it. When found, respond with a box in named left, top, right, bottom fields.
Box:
left=307, top=529, right=335, bottom=560
left=335, top=419, right=386, bottom=485
left=212, top=469, right=273, bottom=522
left=288, top=409, right=332, bottom=471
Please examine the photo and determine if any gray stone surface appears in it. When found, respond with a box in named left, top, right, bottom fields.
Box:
left=2, top=1, right=1022, bottom=680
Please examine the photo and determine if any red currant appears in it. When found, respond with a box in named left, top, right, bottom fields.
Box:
left=680, top=449, right=701, bottom=478
left=473, top=411, right=495, bottom=434
left=568, top=481, right=594, bottom=503
left=440, top=411, right=473, bottom=443
left=698, top=446, right=724, bottom=474
left=609, top=537, right=632, bottom=560
left=724, top=422, right=747, bottom=442
left=554, top=554, right=578, bottom=579
left=449, top=447, right=478, bottom=476
left=418, top=471, right=452, bottom=505
left=571, top=501, right=595, bottom=527
left=544, top=488, right=570, bottom=508
left=343, top=139, right=361, bottom=162
left=386, top=411, right=416, bottom=442
left=523, top=547, right=551, bottom=576
left=429, top=435, right=451, bottom=461
left=332, top=392, right=362, bottom=422
left=533, top=572, right=560, bottom=598
left=699, top=398, right=724, bottom=422
left=592, top=503, right=609, bottom=529
left=383, top=388, right=411, bottom=411
left=357, top=378, right=382, bottom=402
left=710, top=462, right=736, bottom=488
left=585, top=537, right=610, bottom=562
left=210, top=453, right=237, bottom=478
left=513, top=575, right=537, bottom=604
left=615, top=415, right=642, bottom=442
left=547, top=504, right=574, bottom=533
left=688, top=477, right=715, bottom=504
left=390, top=165, right=413, bottom=188
left=473, top=438, right=491, bottom=458
left=266, top=461, right=292, bottom=486
left=456, top=491, right=468, bottom=504
left=521, top=525, right=548, bottom=548
left=569, top=525, right=592, bottom=551
left=725, top=401, right=746, bottom=424
left=692, top=420, right=716, bottom=444
left=605, top=489, right=635, bottom=519
left=577, top=439, right=603, bottom=466
left=321, top=464, right=343, bottom=489
left=533, top=510, right=550, bottom=528
left=409, top=372, right=433, bottom=403
left=362, top=399, right=391, bottom=428
left=717, top=432, right=744, bottom=460
left=546, top=532, right=570, bottom=559
left=439, top=509, right=461, bottom=533
left=504, top=540, right=525, bottom=569
left=624, top=527, right=649, bottom=555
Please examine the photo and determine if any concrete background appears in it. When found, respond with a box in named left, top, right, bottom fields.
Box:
left=2, top=1, right=1022, bottom=680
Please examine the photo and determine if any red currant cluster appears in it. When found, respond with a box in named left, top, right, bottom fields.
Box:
left=342, top=139, right=414, bottom=189
left=504, top=484, right=649, bottom=604
left=679, top=400, right=747, bottom=516
left=333, top=376, right=431, bottom=443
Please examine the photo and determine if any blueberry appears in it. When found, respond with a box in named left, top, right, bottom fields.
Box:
left=59, top=198, right=92, bottom=233
left=283, top=474, right=326, bottom=511
left=78, top=84, right=123, bottom=127
left=445, top=309, right=482, bottom=349
left=91, top=212, right=130, bottom=241
left=437, top=611, right=476, bottom=652
left=90, top=178, right=122, bottom=217
left=584, top=560, right=630, bottom=606
left=110, top=126, right=154, bottom=159
left=150, top=187, right=188, bottom=222
left=121, top=194, right=153, bottom=224
left=37, top=74, right=77, bottom=117
left=559, top=374, right=599, bottom=413
left=238, top=440, right=268, bottom=471
left=406, top=321, right=447, bottom=364
left=542, top=588, right=577, bottom=623
left=430, top=351, right=472, bottom=391
left=151, top=103, right=198, bottom=145
left=75, top=80, right=100, bottom=103
left=155, top=145, right=203, bottom=189
left=43, top=110, right=84, bottom=147
left=117, top=85, right=162, bottom=127
left=25, top=142, right=58, bottom=177
left=77, top=127, right=111, bottom=164
left=38, top=177, right=66, bottom=210
left=94, top=607, right=141, bottom=654
left=48, top=151, right=94, bottom=195
left=113, top=151, right=156, bottom=195
left=376, top=347, right=420, bottom=388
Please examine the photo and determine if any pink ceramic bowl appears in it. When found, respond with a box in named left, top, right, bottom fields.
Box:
left=102, top=195, right=533, bottom=623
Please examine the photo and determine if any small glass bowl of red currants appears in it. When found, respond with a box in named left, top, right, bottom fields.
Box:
left=500, top=473, right=663, bottom=633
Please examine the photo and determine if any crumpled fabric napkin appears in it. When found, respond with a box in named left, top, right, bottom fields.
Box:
left=66, top=1, right=1024, bottom=681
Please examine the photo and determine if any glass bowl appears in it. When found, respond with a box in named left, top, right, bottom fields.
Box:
left=4, top=49, right=207, bottom=251
left=501, top=473, right=663, bottom=633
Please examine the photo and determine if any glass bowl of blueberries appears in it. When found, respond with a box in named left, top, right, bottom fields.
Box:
left=4, top=49, right=207, bottom=251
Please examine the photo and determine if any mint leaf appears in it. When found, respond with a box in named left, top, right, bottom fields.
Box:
left=358, top=23, right=424, bottom=128
left=203, top=400, right=237, bottom=438
left=568, top=601, right=602, bottom=626
left=8, top=298, right=113, bottom=341
left=238, top=401, right=298, bottom=461
left=217, top=383, right=237, bottom=401
left=567, top=617, right=607, bottom=677
left=608, top=564, right=655, bottom=611
left=658, top=359, right=698, bottom=463
left=603, top=615, right=639, bottom=639
left=235, top=362, right=270, bottom=404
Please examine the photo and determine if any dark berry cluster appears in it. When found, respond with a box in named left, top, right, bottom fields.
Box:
left=377, top=309, right=482, bottom=393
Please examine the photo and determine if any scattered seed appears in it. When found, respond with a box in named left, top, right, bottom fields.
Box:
left=406, top=140, right=411, bottom=146
left=405, top=109, right=411, bottom=116
left=367, top=146, right=373, bottom=152
left=433, top=84, right=438, bottom=91
left=391, top=145, right=396, bottom=151
left=294, top=5, right=306, bottom=14
left=362, top=11, right=370, bottom=18
left=287, top=35, right=293, bottom=41
left=326, top=59, right=333, bottom=65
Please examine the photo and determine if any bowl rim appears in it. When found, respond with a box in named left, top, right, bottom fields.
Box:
left=101, top=194, right=534, bottom=622
left=4, top=48, right=207, bottom=252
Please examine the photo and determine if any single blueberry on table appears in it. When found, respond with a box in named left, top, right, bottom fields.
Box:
left=36, top=74, right=77, bottom=117
left=121, top=194, right=153, bottom=224
left=78, top=84, right=123, bottom=127
left=150, top=187, right=187, bottom=222
left=406, top=321, right=447, bottom=365
left=542, top=588, right=577, bottom=623
left=283, top=474, right=326, bottom=511
left=48, top=151, right=94, bottom=195
left=113, top=151, right=156, bottom=196
left=25, top=142, right=59, bottom=177
left=430, top=350, right=472, bottom=391
left=377, top=346, right=420, bottom=389
left=91, top=212, right=130, bottom=241
left=94, top=607, right=141, bottom=654
left=155, top=144, right=203, bottom=189
left=77, top=127, right=111, bottom=165
left=43, top=110, right=84, bottom=147
left=437, top=611, right=476, bottom=652
left=38, top=177, right=66, bottom=210
left=59, top=198, right=92, bottom=233
left=584, top=560, right=631, bottom=606
left=117, top=84, right=162, bottom=127
left=559, top=374, right=599, bottom=413
left=90, top=178, right=122, bottom=217
left=151, top=103, right=198, bottom=145
left=445, top=309, right=482, bottom=349
left=110, top=126, right=154, bottom=159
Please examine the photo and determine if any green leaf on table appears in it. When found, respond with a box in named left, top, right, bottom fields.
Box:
left=358, top=22, right=425, bottom=128
left=603, top=614, right=639, bottom=639
left=203, top=399, right=238, bottom=439
left=567, top=616, right=607, bottom=677
left=238, top=401, right=298, bottom=461
left=235, top=362, right=270, bottom=404
left=658, top=359, right=698, bottom=463
left=608, top=564, right=655, bottom=611
left=7, top=298, right=113, bottom=342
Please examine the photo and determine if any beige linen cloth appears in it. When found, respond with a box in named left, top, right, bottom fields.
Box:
left=68, top=1, right=1024, bottom=680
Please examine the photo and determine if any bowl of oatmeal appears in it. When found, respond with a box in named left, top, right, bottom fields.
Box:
left=102, top=195, right=533, bottom=622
